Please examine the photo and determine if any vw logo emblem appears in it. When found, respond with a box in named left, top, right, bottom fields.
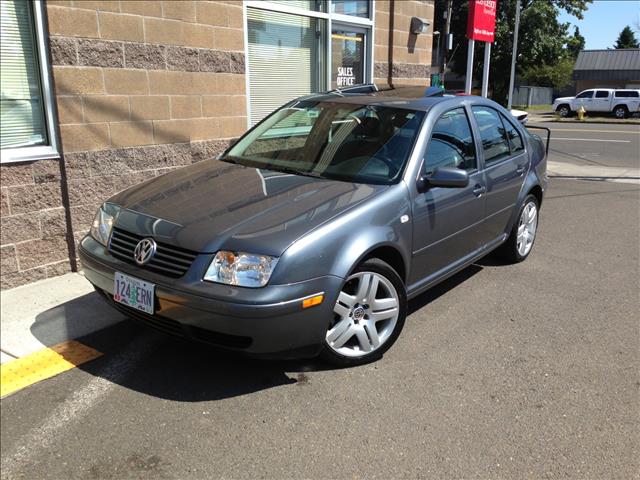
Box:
left=133, top=238, right=157, bottom=266
left=352, top=306, right=365, bottom=321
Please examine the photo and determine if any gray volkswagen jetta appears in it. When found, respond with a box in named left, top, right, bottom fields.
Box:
left=80, top=86, right=548, bottom=366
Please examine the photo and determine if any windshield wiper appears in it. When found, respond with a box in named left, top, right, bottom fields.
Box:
left=270, top=166, right=325, bottom=179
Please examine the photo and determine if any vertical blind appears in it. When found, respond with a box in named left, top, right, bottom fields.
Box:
left=0, top=0, right=47, bottom=149
left=247, top=8, right=325, bottom=126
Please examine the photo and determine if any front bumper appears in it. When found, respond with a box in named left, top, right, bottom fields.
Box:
left=79, top=236, right=343, bottom=358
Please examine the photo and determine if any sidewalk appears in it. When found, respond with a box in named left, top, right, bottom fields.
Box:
left=527, top=111, right=640, bottom=124
left=0, top=272, right=124, bottom=364
left=548, top=161, right=640, bottom=184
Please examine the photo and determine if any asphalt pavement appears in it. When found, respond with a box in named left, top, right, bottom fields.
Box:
left=531, top=122, right=640, bottom=170
left=1, top=126, right=639, bottom=479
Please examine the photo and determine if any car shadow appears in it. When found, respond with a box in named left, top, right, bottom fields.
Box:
left=31, top=264, right=484, bottom=402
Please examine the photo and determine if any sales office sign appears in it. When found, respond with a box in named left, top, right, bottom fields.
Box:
left=467, top=0, right=497, bottom=43
left=336, top=66, right=356, bottom=87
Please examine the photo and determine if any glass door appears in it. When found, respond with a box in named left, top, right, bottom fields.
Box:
left=331, top=26, right=367, bottom=89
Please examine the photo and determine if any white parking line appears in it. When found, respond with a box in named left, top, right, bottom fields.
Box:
left=551, top=137, right=631, bottom=143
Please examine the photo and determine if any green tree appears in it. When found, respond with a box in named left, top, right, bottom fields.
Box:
left=522, top=57, right=574, bottom=90
left=436, top=0, right=592, bottom=102
left=614, top=26, right=640, bottom=49
left=566, top=26, right=585, bottom=58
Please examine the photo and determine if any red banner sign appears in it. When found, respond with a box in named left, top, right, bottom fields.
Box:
left=467, top=0, right=498, bottom=43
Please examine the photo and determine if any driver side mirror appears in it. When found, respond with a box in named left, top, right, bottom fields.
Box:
left=417, top=167, right=469, bottom=193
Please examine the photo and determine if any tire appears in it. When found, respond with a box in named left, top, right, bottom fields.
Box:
left=320, top=258, right=407, bottom=367
left=496, top=194, right=539, bottom=263
left=556, top=104, right=571, bottom=117
left=613, top=105, right=628, bottom=119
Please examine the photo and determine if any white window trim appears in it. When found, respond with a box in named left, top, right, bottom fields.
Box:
left=243, top=0, right=376, bottom=129
left=1, top=0, right=60, bottom=164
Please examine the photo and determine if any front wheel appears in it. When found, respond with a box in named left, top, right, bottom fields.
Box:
left=556, top=104, right=571, bottom=117
left=320, top=258, right=407, bottom=366
left=496, top=194, right=539, bottom=263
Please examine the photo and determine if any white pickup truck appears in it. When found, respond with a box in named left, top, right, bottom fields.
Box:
left=553, top=88, right=640, bottom=118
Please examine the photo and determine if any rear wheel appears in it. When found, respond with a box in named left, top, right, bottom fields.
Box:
left=496, top=194, right=539, bottom=263
left=613, top=105, right=628, bottom=119
left=321, top=258, right=406, bottom=366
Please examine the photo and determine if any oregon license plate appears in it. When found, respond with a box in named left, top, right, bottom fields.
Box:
left=114, top=272, right=155, bottom=314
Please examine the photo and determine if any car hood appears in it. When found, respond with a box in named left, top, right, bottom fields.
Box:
left=109, top=159, right=384, bottom=256
left=553, top=96, right=573, bottom=104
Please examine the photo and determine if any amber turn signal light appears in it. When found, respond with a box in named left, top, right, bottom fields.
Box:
left=302, top=294, right=324, bottom=309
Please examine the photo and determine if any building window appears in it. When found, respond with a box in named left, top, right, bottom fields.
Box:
left=331, top=0, right=369, bottom=18
left=245, top=1, right=374, bottom=126
left=0, top=0, right=58, bottom=163
left=331, top=28, right=365, bottom=88
left=247, top=8, right=326, bottom=126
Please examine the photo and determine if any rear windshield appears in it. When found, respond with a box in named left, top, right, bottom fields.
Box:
left=222, top=100, right=425, bottom=185
left=614, top=90, right=639, bottom=98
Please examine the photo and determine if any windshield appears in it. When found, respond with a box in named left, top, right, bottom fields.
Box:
left=222, top=100, right=425, bottom=185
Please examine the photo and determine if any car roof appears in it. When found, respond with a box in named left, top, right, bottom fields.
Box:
left=295, top=85, right=477, bottom=112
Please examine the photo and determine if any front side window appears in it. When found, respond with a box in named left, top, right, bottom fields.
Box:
left=595, top=90, right=610, bottom=99
left=576, top=90, right=593, bottom=99
left=424, top=108, right=476, bottom=174
left=224, top=101, right=425, bottom=185
left=472, top=106, right=511, bottom=166
left=1, top=0, right=56, bottom=162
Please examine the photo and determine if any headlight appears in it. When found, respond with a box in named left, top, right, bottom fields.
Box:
left=90, top=203, right=120, bottom=246
left=203, top=251, right=278, bottom=288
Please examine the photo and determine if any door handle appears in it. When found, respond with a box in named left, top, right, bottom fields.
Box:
left=473, top=185, right=486, bottom=197
left=516, top=165, right=527, bottom=175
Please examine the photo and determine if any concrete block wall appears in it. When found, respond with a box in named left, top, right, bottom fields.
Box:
left=374, top=0, right=434, bottom=86
left=0, top=0, right=245, bottom=290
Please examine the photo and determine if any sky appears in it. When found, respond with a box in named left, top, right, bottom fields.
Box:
left=558, top=0, right=640, bottom=49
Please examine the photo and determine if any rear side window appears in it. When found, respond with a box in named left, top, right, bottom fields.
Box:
left=500, top=114, right=525, bottom=154
left=424, top=108, right=477, bottom=174
left=595, top=90, right=610, bottom=98
left=576, top=91, right=593, bottom=99
left=471, top=106, right=511, bottom=166
left=615, top=90, right=640, bottom=98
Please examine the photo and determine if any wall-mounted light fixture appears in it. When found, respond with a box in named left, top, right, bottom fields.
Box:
left=410, top=17, right=431, bottom=35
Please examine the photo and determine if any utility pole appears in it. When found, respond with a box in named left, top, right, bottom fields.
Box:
left=507, top=0, right=521, bottom=109
left=464, top=39, right=475, bottom=94
left=481, top=42, right=491, bottom=97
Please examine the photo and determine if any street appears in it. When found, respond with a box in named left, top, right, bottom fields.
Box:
left=544, top=122, right=640, bottom=170
left=1, top=122, right=639, bottom=479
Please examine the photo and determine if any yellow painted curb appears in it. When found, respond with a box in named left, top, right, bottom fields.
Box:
left=0, top=341, right=102, bottom=398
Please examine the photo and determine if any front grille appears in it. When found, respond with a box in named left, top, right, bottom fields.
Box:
left=108, top=227, right=197, bottom=278
left=190, top=325, right=252, bottom=349
left=103, top=293, right=253, bottom=349
left=111, top=301, right=186, bottom=337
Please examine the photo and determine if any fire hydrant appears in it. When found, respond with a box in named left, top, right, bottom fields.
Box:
left=577, top=106, right=586, bottom=121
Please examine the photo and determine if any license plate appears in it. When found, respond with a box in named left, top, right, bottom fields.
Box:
left=114, top=272, right=155, bottom=314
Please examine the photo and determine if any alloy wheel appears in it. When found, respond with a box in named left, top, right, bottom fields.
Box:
left=327, top=272, right=400, bottom=358
left=516, top=201, right=538, bottom=257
